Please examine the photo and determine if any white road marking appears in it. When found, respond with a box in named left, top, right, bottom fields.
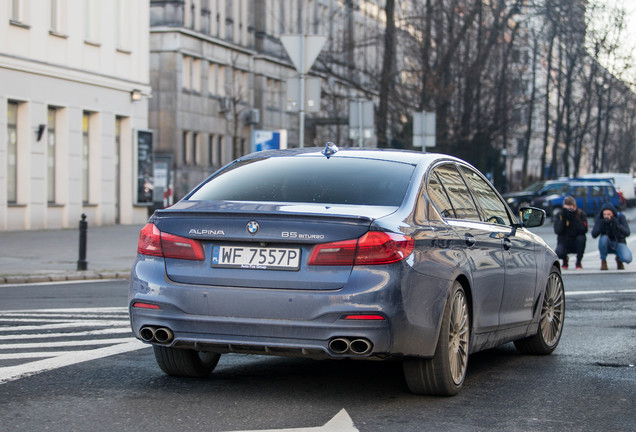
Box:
left=0, top=340, right=146, bottom=384
left=566, top=289, right=636, bottom=296
left=0, top=351, right=121, bottom=360
left=0, top=307, right=147, bottom=384
left=0, top=307, right=127, bottom=313
left=231, top=409, right=358, bottom=432
left=0, top=321, right=127, bottom=332
left=0, top=327, right=131, bottom=341
left=0, top=337, right=136, bottom=349
left=0, top=279, right=123, bottom=289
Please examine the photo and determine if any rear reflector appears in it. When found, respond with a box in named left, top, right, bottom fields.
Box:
left=137, top=223, right=204, bottom=261
left=344, top=314, right=385, bottom=320
left=308, top=231, right=414, bottom=266
left=132, top=302, right=161, bottom=310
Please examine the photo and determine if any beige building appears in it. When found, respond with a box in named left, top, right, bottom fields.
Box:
left=0, top=0, right=151, bottom=231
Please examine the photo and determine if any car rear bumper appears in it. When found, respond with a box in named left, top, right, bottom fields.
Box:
left=129, top=256, right=450, bottom=359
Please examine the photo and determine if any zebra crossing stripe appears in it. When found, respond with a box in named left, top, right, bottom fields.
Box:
left=0, top=307, right=148, bottom=384
left=0, top=327, right=131, bottom=341
left=0, top=337, right=139, bottom=349
left=0, top=340, right=147, bottom=384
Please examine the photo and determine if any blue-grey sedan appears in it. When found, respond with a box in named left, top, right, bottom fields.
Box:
left=129, top=146, right=564, bottom=395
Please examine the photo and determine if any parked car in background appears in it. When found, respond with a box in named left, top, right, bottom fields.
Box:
left=579, top=173, right=635, bottom=207
left=504, top=180, right=567, bottom=212
left=129, top=146, right=563, bottom=396
left=530, top=178, right=619, bottom=218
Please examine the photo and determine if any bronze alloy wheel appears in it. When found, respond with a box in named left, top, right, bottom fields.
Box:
left=540, top=272, right=565, bottom=347
left=514, top=267, right=565, bottom=355
left=448, top=288, right=470, bottom=385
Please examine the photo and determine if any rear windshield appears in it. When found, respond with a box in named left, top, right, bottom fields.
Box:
left=188, top=156, right=415, bottom=206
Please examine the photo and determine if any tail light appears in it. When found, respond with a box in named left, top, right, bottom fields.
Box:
left=308, top=231, right=414, bottom=266
left=137, top=223, right=204, bottom=261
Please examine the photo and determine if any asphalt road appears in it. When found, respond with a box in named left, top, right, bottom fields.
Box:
left=0, top=277, right=634, bottom=432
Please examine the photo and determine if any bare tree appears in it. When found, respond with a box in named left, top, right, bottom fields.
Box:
left=376, top=0, right=396, bottom=148
left=224, top=54, right=251, bottom=159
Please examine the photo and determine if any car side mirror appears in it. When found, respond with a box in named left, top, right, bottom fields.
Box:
left=519, top=207, right=546, bottom=228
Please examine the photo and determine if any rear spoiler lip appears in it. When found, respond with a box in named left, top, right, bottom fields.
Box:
left=151, top=200, right=400, bottom=224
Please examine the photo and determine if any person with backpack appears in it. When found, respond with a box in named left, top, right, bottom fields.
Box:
left=553, top=196, right=588, bottom=270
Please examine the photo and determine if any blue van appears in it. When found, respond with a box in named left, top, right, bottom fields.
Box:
left=529, top=179, right=620, bottom=218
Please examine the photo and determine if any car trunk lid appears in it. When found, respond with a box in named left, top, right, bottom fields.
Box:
left=153, top=201, right=398, bottom=290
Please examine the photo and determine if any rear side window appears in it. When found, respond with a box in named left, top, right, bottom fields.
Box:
left=459, top=166, right=511, bottom=226
left=431, top=164, right=480, bottom=221
left=572, top=186, right=587, bottom=198
left=188, top=156, right=415, bottom=206
left=427, top=172, right=455, bottom=218
left=542, top=183, right=570, bottom=195
left=591, top=186, right=605, bottom=197
left=572, top=186, right=587, bottom=197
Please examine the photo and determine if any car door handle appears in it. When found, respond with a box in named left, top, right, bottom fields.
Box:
left=465, top=235, right=476, bottom=247
left=503, top=238, right=512, bottom=250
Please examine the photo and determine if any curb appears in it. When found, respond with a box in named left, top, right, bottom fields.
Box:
left=0, top=271, right=130, bottom=285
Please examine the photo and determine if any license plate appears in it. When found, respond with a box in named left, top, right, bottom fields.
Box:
left=211, top=245, right=301, bottom=271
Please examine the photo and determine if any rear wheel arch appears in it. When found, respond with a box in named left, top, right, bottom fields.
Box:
left=403, top=279, right=471, bottom=396
left=454, top=275, right=473, bottom=332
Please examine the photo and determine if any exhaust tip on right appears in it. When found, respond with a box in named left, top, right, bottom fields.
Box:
left=350, top=339, right=372, bottom=355
left=154, top=327, right=174, bottom=344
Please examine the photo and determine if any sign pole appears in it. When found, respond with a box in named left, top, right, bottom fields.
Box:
left=299, top=53, right=305, bottom=147
left=281, top=34, right=326, bottom=149
left=357, top=100, right=363, bottom=147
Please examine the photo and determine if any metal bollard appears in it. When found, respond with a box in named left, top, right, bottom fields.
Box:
left=77, top=213, right=88, bottom=271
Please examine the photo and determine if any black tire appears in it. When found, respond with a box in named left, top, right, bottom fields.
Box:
left=403, top=281, right=470, bottom=396
left=514, top=268, right=565, bottom=355
left=153, top=345, right=221, bottom=377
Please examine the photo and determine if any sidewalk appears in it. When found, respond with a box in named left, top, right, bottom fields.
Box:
left=0, top=223, right=144, bottom=284
left=1, top=207, right=635, bottom=284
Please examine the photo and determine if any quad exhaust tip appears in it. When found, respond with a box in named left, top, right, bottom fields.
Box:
left=328, top=337, right=372, bottom=356
left=139, top=326, right=174, bottom=344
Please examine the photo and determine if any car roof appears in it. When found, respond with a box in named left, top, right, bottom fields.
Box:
left=237, top=147, right=462, bottom=167
left=544, top=179, right=613, bottom=186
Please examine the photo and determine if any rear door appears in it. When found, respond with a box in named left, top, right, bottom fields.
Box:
left=458, top=165, right=538, bottom=328
left=431, top=163, right=505, bottom=333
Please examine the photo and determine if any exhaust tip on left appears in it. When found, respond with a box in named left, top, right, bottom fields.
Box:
left=139, top=326, right=156, bottom=342
left=139, top=326, right=174, bottom=344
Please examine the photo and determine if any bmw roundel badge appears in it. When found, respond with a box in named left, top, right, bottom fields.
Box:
left=246, top=221, right=259, bottom=234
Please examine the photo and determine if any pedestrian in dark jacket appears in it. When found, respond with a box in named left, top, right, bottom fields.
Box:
left=591, top=202, right=632, bottom=270
left=553, top=196, right=587, bottom=270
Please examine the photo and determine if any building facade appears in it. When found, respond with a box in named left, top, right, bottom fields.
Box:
left=149, top=0, right=386, bottom=200
left=0, top=0, right=151, bottom=231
